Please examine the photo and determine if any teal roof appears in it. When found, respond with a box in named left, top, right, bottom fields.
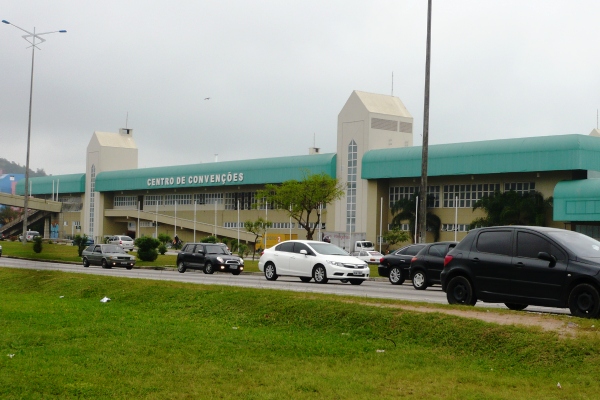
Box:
left=15, top=174, right=86, bottom=195
left=362, top=134, right=600, bottom=179
left=554, top=179, right=600, bottom=221
left=95, top=153, right=337, bottom=192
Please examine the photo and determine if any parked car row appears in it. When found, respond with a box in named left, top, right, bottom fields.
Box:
left=257, top=226, right=600, bottom=319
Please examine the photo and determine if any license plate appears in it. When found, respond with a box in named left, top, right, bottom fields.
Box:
left=230, top=265, right=238, bottom=270
left=352, top=271, right=362, bottom=276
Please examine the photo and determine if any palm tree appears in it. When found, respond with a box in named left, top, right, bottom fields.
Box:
left=471, top=190, right=552, bottom=228
left=390, top=192, right=441, bottom=242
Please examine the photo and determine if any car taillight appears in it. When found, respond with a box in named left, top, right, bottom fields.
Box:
left=444, top=255, right=453, bottom=267
left=379, top=257, right=385, bottom=263
left=260, top=250, right=264, bottom=256
left=119, top=240, right=123, bottom=244
left=411, top=256, right=417, bottom=263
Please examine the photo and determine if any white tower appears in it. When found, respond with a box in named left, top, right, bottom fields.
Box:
left=332, top=91, right=413, bottom=235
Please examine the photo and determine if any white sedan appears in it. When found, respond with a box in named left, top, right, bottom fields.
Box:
left=350, top=250, right=384, bottom=264
left=258, top=240, right=370, bottom=285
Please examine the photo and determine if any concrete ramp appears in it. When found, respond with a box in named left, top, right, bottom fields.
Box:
left=0, top=193, right=62, bottom=212
left=104, top=209, right=255, bottom=242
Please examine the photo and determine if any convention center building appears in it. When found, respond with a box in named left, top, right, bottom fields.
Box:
left=14, top=90, right=600, bottom=248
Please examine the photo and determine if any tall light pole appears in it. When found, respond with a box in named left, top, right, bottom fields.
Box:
left=2, top=20, right=66, bottom=244
left=417, top=0, right=432, bottom=243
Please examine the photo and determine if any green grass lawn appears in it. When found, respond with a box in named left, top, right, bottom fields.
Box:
left=1, top=267, right=599, bottom=399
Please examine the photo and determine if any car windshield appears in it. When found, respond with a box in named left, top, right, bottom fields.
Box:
left=307, top=243, right=349, bottom=256
left=105, top=245, right=126, bottom=253
left=205, top=245, right=228, bottom=255
left=121, top=236, right=133, bottom=241
left=547, top=230, right=600, bottom=258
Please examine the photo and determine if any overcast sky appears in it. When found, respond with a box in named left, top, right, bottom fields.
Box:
left=2, top=1, right=599, bottom=176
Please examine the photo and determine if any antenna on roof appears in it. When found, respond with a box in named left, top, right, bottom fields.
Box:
left=313, top=132, right=316, bottom=148
left=125, top=111, right=129, bottom=129
left=391, top=71, right=394, bottom=96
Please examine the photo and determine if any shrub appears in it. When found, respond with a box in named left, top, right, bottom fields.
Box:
left=72, top=234, right=89, bottom=257
left=135, top=236, right=160, bottom=262
left=200, top=235, right=217, bottom=243
left=158, top=244, right=167, bottom=255
left=33, top=236, right=43, bottom=253
left=238, top=243, right=249, bottom=258
left=157, top=233, right=171, bottom=245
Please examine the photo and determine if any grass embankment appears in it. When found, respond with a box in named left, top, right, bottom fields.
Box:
left=1, top=268, right=599, bottom=399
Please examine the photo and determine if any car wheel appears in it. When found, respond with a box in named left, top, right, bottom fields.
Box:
left=446, top=276, right=476, bottom=306
left=388, top=267, right=405, bottom=285
left=264, top=263, right=278, bottom=281
left=83, top=258, right=89, bottom=268
left=101, top=259, right=111, bottom=269
left=568, top=284, right=600, bottom=318
left=349, top=279, right=363, bottom=285
left=299, top=277, right=312, bottom=283
left=313, top=265, right=328, bottom=284
left=505, top=303, right=528, bottom=311
left=177, top=261, right=186, bottom=273
left=126, top=265, right=133, bottom=270
left=412, top=270, right=428, bottom=290
left=204, top=262, right=214, bottom=274
left=340, top=279, right=349, bottom=283
left=231, top=270, right=241, bottom=276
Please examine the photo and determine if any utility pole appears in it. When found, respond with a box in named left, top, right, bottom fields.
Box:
left=418, top=0, right=432, bottom=243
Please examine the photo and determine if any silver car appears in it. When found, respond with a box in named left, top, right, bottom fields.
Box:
left=108, top=235, right=135, bottom=251
left=82, top=244, right=135, bottom=269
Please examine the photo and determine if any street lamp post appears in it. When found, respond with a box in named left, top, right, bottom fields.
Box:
left=2, top=20, right=66, bottom=244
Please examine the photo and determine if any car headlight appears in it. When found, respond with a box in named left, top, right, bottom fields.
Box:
left=327, top=260, right=344, bottom=267
left=109, top=256, right=118, bottom=260
left=239, top=259, right=244, bottom=265
left=217, top=257, right=224, bottom=263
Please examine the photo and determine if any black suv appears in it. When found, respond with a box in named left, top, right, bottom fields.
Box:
left=378, top=244, right=426, bottom=285
left=177, top=243, right=244, bottom=275
left=409, top=241, right=457, bottom=290
left=441, top=226, right=600, bottom=318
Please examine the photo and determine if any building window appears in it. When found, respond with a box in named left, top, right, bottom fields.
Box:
left=89, top=165, right=95, bottom=238
left=442, top=223, right=469, bottom=232
left=504, top=182, right=535, bottom=194
left=144, top=195, right=163, bottom=206
left=389, top=186, right=440, bottom=208
left=443, top=183, right=500, bottom=208
left=193, top=193, right=223, bottom=205
left=576, top=225, right=600, bottom=240
left=270, top=222, right=297, bottom=229
left=114, top=196, right=137, bottom=208
left=164, top=194, right=192, bottom=206
left=388, top=223, right=410, bottom=231
left=225, top=192, right=256, bottom=210
left=371, top=117, right=398, bottom=132
left=346, top=140, right=357, bottom=232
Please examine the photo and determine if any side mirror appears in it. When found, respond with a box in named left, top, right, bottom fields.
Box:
left=538, top=252, right=557, bottom=268
left=300, top=249, right=308, bottom=255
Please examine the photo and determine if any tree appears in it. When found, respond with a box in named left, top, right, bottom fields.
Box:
left=0, top=206, right=20, bottom=226
left=244, top=217, right=272, bottom=260
left=382, top=228, right=411, bottom=253
left=390, top=192, right=441, bottom=242
left=471, top=190, right=553, bottom=228
left=256, top=172, right=345, bottom=240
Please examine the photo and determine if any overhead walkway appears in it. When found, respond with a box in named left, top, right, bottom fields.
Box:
left=0, top=193, right=62, bottom=212
left=104, top=209, right=256, bottom=242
